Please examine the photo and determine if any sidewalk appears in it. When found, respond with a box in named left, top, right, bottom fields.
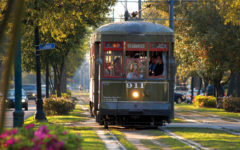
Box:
left=4, top=100, right=36, bottom=128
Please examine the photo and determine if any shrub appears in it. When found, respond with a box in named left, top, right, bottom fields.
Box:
left=0, top=124, right=81, bottom=150
left=43, top=97, right=75, bottom=115
left=223, top=97, right=240, bottom=112
left=193, top=95, right=216, bottom=108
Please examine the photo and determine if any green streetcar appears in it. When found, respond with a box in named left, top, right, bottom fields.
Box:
left=89, top=21, right=175, bottom=128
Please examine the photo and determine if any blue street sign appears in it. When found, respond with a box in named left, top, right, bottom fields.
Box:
left=40, top=43, right=55, bottom=50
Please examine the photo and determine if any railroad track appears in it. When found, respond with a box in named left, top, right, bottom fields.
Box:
left=175, top=113, right=240, bottom=136
left=78, top=103, right=126, bottom=150
left=159, top=127, right=213, bottom=150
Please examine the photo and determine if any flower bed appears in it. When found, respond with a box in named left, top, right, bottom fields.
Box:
left=0, top=124, right=81, bottom=150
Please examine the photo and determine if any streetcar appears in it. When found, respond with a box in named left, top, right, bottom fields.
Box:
left=89, top=21, right=175, bottom=128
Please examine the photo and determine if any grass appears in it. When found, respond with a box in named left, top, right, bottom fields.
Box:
left=175, top=103, right=240, bottom=120
left=110, top=129, right=137, bottom=150
left=141, top=139, right=164, bottom=150
left=172, top=117, right=190, bottom=123
left=66, top=126, right=106, bottom=150
left=24, top=104, right=106, bottom=150
left=169, top=127, right=240, bottom=150
left=140, top=130, right=194, bottom=150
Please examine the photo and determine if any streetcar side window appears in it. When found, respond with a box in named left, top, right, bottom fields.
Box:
left=103, top=42, right=123, bottom=78
left=149, top=42, right=169, bottom=79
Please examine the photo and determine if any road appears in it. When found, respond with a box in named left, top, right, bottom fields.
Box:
left=4, top=100, right=36, bottom=128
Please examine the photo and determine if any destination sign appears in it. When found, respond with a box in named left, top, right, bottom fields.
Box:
left=126, top=42, right=146, bottom=50
left=150, top=42, right=168, bottom=51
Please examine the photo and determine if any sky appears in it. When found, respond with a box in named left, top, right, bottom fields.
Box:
left=109, top=0, right=140, bottom=22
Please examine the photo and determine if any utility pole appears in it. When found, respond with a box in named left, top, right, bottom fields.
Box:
left=138, top=0, right=142, bottom=19
left=169, top=0, right=174, bottom=30
left=112, top=8, right=115, bottom=22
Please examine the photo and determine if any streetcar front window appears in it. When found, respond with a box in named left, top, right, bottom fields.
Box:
left=126, top=51, right=147, bottom=79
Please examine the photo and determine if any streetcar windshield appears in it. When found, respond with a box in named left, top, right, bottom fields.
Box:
left=126, top=51, right=147, bottom=79
left=102, top=42, right=168, bottom=79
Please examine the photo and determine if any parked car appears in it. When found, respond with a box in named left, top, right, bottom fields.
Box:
left=22, top=84, right=37, bottom=100
left=175, top=86, right=188, bottom=91
left=6, top=89, right=28, bottom=110
left=174, top=92, right=186, bottom=104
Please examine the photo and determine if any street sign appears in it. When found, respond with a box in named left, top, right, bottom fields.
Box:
left=40, top=43, right=55, bottom=50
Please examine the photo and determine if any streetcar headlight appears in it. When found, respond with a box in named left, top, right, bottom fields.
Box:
left=32, top=93, right=36, bottom=96
left=21, top=99, right=26, bottom=102
left=131, top=90, right=140, bottom=99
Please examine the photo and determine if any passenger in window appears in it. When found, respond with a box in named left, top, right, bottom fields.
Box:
left=154, top=55, right=163, bottom=76
left=105, top=63, right=112, bottom=76
left=127, top=64, right=138, bottom=79
left=113, top=57, right=121, bottom=76
left=149, top=57, right=157, bottom=76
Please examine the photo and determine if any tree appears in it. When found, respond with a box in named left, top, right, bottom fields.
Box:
left=143, top=0, right=240, bottom=97
left=218, top=0, right=240, bottom=26
left=3, top=0, right=117, bottom=96
left=175, top=1, right=240, bottom=97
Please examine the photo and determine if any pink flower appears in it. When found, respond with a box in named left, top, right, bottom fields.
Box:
left=0, top=130, right=10, bottom=139
left=11, top=129, right=18, bottom=135
left=39, top=125, right=49, bottom=134
left=63, top=131, right=67, bottom=135
left=25, top=124, right=35, bottom=130
left=34, top=130, right=46, bottom=140
left=6, top=137, right=16, bottom=145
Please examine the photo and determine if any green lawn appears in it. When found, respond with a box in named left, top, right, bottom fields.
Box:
left=170, top=127, right=240, bottom=150
left=175, top=103, right=240, bottom=120
left=67, top=126, right=106, bottom=150
left=140, top=130, right=194, bottom=150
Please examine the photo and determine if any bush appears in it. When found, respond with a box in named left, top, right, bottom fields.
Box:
left=43, top=96, right=75, bottom=115
left=223, top=97, right=240, bottom=112
left=193, top=95, right=216, bottom=108
left=0, top=124, right=81, bottom=150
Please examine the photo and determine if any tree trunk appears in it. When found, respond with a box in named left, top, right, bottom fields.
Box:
left=53, top=68, right=57, bottom=94
left=191, top=76, right=194, bottom=101
left=236, top=72, right=240, bottom=97
left=227, top=73, right=235, bottom=96
left=197, top=77, right=202, bottom=95
left=61, top=64, right=67, bottom=93
left=227, top=72, right=240, bottom=97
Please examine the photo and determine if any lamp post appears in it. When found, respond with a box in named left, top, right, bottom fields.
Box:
left=13, top=36, right=24, bottom=127
left=34, top=26, right=46, bottom=121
